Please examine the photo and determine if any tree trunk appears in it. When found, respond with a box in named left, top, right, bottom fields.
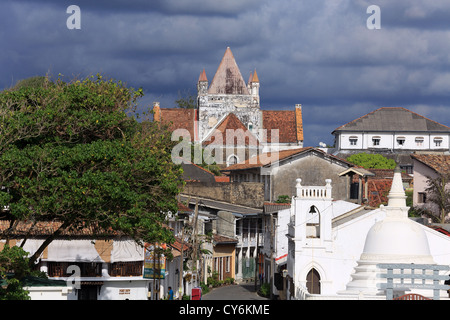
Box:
left=28, top=221, right=70, bottom=268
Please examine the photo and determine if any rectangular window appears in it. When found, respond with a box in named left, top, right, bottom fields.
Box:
left=372, top=137, right=380, bottom=146
left=349, top=138, right=357, bottom=146
left=434, top=138, right=443, bottom=147
left=397, top=137, right=405, bottom=146
left=418, top=192, right=427, bottom=204
left=415, top=137, right=424, bottom=147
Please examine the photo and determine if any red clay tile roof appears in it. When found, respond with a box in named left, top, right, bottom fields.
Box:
left=367, top=168, right=413, bottom=181
left=158, top=108, right=197, bottom=141
left=213, top=234, right=238, bottom=244
left=214, top=176, right=230, bottom=182
left=203, top=113, right=259, bottom=147
left=411, top=154, right=450, bottom=175
left=177, top=202, right=193, bottom=213
left=262, top=109, right=303, bottom=143
left=0, top=220, right=121, bottom=237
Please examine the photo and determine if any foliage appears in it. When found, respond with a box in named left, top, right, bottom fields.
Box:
left=207, top=271, right=220, bottom=287
left=0, top=74, right=185, bottom=265
left=0, top=245, right=31, bottom=300
left=200, top=281, right=210, bottom=295
left=175, top=90, right=197, bottom=109
left=346, top=153, right=396, bottom=169
left=11, top=76, right=50, bottom=91
left=259, top=282, right=270, bottom=297
left=424, top=174, right=450, bottom=223
left=275, top=195, right=291, bottom=204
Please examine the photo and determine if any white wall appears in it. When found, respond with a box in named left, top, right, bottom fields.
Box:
left=338, top=132, right=449, bottom=151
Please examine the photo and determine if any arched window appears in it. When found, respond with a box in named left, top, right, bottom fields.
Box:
left=227, top=154, right=239, bottom=166
left=306, top=268, right=321, bottom=294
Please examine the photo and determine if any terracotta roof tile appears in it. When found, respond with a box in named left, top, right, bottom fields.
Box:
left=263, top=110, right=299, bottom=143
left=0, top=220, right=121, bottom=237
left=157, top=108, right=197, bottom=141
left=213, top=234, right=238, bottom=244
left=203, top=113, right=259, bottom=147
left=411, top=154, right=450, bottom=175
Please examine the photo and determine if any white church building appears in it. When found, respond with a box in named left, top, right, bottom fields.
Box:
left=276, top=167, right=450, bottom=300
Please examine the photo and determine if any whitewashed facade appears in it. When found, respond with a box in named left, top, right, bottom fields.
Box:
left=281, top=172, right=450, bottom=300
left=336, top=132, right=449, bottom=151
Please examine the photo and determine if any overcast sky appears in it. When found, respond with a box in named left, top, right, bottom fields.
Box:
left=2, top=0, right=450, bottom=146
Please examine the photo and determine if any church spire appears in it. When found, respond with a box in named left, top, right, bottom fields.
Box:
left=197, top=68, right=208, bottom=95
left=208, top=47, right=249, bottom=95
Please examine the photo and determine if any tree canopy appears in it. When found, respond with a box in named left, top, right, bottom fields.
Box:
left=346, top=153, right=396, bottom=169
left=0, top=75, right=184, bottom=266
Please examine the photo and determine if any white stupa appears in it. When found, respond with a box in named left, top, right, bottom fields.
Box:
left=339, top=166, right=435, bottom=297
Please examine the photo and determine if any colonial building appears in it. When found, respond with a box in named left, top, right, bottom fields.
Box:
left=153, top=47, right=304, bottom=167
left=331, top=107, right=450, bottom=173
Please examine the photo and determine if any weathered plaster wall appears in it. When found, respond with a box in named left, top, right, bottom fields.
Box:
left=183, top=181, right=264, bottom=208
left=271, top=154, right=350, bottom=201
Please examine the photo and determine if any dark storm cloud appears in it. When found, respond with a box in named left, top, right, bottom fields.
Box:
left=2, top=0, right=450, bottom=146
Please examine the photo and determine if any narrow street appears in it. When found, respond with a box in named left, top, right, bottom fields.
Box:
left=202, top=284, right=269, bottom=300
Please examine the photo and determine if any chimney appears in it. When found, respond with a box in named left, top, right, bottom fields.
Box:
left=295, top=104, right=303, bottom=144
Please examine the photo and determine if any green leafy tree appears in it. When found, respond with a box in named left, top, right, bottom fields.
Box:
left=175, top=89, right=197, bottom=109
left=0, top=74, right=184, bottom=267
left=0, top=245, right=31, bottom=300
left=346, top=153, right=396, bottom=169
left=424, top=173, right=450, bottom=223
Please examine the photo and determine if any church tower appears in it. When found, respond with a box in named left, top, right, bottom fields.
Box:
left=196, top=47, right=262, bottom=148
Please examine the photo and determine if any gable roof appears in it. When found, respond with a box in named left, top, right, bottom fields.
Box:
left=333, top=107, right=450, bottom=133
left=411, top=154, right=450, bottom=175
left=208, top=47, right=249, bottom=95
left=203, top=113, right=259, bottom=147
left=223, top=147, right=353, bottom=171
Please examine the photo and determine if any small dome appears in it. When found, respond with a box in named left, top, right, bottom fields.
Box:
left=361, top=213, right=434, bottom=264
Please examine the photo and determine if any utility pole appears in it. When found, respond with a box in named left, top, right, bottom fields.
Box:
left=191, top=198, right=200, bottom=289
left=270, top=213, right=274, bottom=300
left=179, top=226, right=185, bottom=300
left=254, top=216, right=259, bottom=292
